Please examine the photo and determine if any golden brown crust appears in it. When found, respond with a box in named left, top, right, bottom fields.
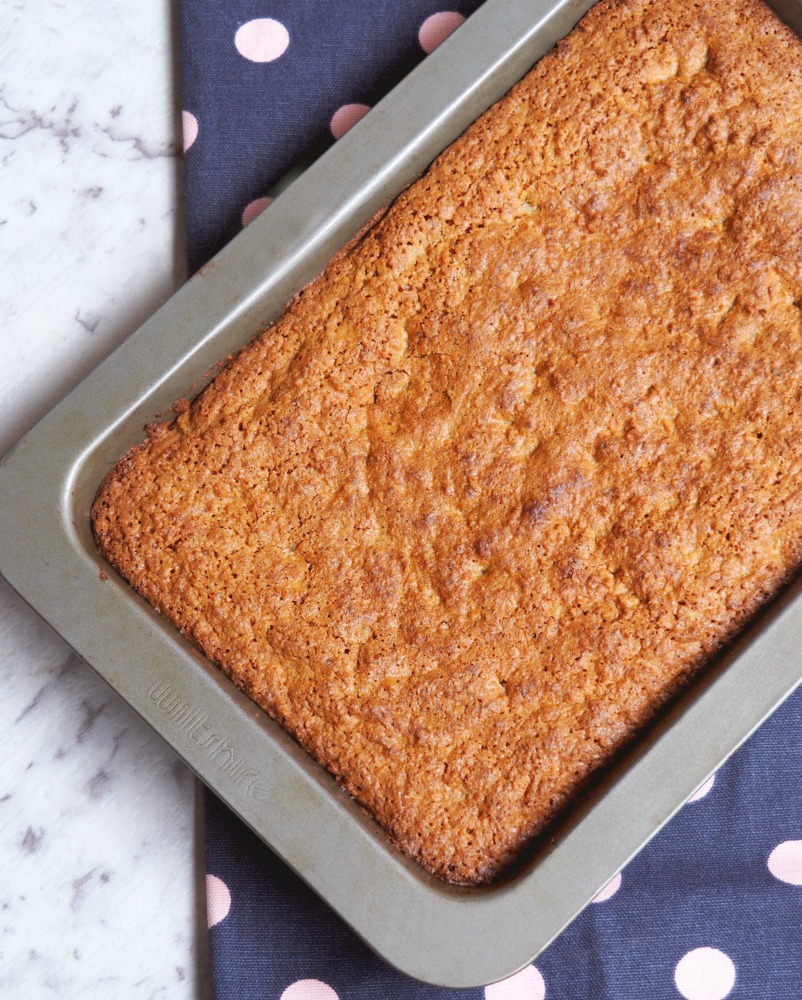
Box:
left=93, top=0, right=802, bottom=884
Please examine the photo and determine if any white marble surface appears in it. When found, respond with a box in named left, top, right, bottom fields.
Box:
left=1, top=2, right=209, bottom=996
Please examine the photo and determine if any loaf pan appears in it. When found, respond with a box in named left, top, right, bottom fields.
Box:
left=2, top=0, right=802, bottom=986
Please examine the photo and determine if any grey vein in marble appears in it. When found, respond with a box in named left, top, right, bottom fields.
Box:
left=1, top=1, right=208, bottom=997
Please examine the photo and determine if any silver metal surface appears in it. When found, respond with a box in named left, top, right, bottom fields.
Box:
left=2, top=0, right=802, bottom=986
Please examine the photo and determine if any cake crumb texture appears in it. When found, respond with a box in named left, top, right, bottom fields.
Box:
left=93, top=0, right=802, bottom=884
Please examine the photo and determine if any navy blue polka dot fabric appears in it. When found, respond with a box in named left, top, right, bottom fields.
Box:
left=179, top=2, right=482, bottom=274
left=178, top=5, right=802, bottom=997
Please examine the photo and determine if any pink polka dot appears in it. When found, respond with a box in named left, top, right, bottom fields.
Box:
left=688, top=773, right=716, bottom=802
left=418, top=11, right=466, bottom=54
left=182, top=111, right=198, bottom=153
left=281, top=980, right=340, bottom=1000
left=242, top=196, right=274, bottom=228
left=768, top=840, right=802, bottom=885
left=591, top=871, right=621, bottom=903
left=674, top=948, right=736, bottom=1000
left=235, top=18, right=290, bottom=63
left=330, top=103, right=370, bottom=140
left=206, top=874, right=231, bottom=928
left=485, top=964, right=546, bottom=1000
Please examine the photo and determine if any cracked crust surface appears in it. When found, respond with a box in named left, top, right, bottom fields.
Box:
left=93, top=0, right=802, bottom=884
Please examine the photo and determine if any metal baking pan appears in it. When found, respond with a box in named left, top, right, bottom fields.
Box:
left=3, top=0, right=802, bottom=986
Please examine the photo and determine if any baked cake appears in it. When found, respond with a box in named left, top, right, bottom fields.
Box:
left=92, top=0, right=802, bottom=884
